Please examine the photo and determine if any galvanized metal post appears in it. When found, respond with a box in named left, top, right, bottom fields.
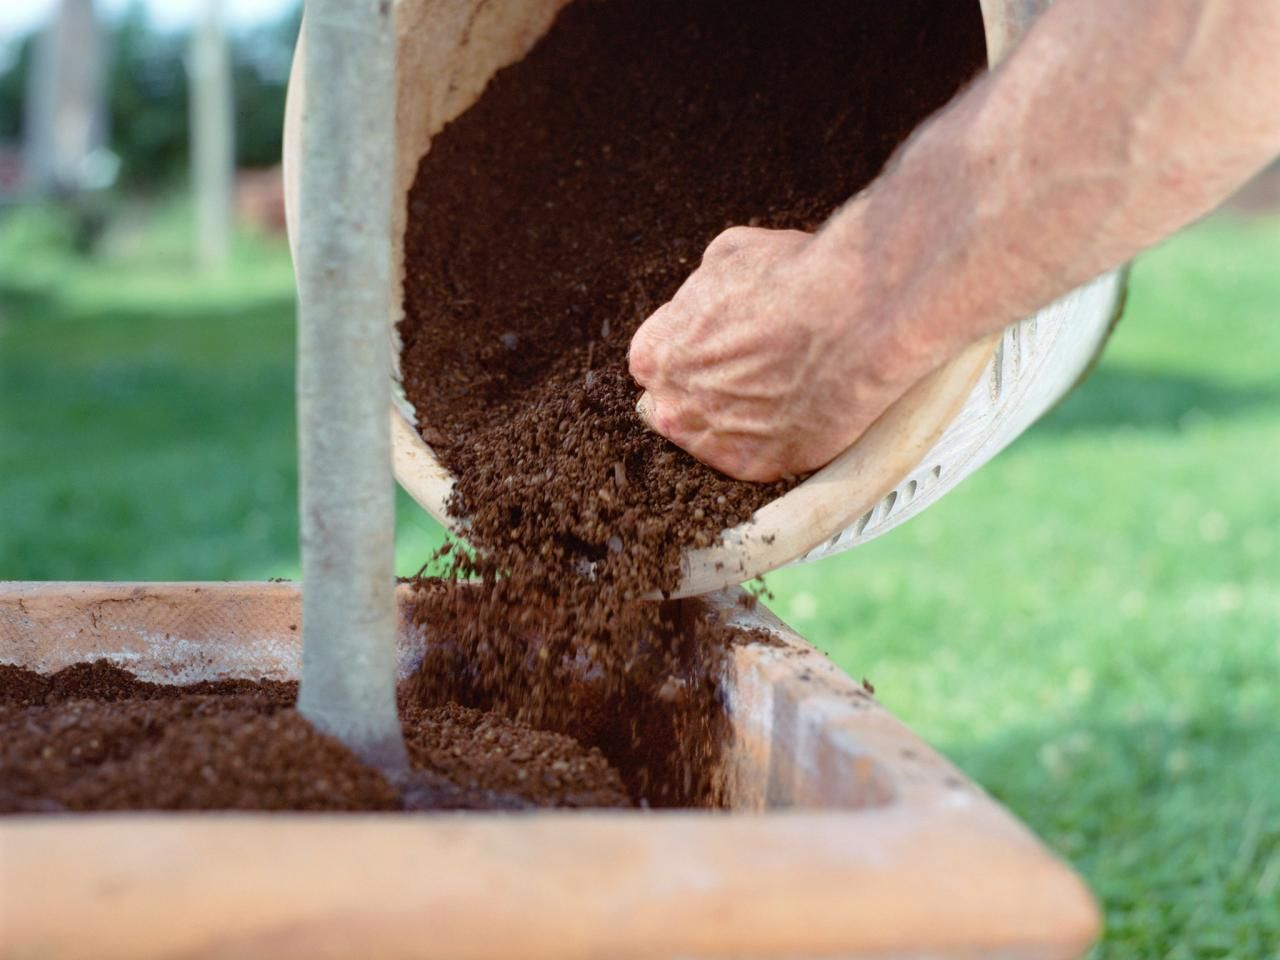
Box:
left=294, top=0, right=407, bottom=771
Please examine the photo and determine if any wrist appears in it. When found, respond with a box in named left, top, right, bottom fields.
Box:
left=806, top=190, right=952, bottom=392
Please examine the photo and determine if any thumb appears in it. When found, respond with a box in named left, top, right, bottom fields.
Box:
left=628, top=302, right=672, bottom=383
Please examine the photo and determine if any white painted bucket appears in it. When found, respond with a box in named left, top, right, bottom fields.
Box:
left=283, top=0, right=1124, bottom=597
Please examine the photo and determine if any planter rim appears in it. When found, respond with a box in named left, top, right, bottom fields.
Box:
left=0, top=581, right=1100, bottom=960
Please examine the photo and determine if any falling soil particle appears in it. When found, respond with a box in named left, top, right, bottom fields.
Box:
left=410, top=586, right=743, bottom=807
left=398, top=0, right=984, bottom=804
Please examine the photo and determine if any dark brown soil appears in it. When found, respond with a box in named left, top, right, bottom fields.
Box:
left=401, top=0, right=986, bottom=596
left=398, top=0, right=985, bottom=802
left=409, top=586, right=739, bottom=806
left=0, top=660, right=630, bottom=813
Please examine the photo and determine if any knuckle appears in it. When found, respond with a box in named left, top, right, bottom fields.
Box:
left=746, top=462, right=783, bottom=483
left=721, top=224, right=756, bottom=244
left=726, top=455, right=765, bottom=483
left=698, top=437, right=743, bottom=482
left=705, top=226, right=750, bottom=260
left=724, top=442, right=782, bottom=483
left=628, top=349, right=652, bottom=383
left=712, top=449, right=746, bottom=480
left=628, top=331, right=657, bottom=381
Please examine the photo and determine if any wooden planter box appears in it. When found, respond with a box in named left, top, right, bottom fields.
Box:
left=1, top=582, right=1097, bottom=959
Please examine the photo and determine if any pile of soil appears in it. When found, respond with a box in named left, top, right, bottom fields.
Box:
left=410, top=585, right=740, bottom=806
left=400, top=0, right=985, bottom=800
left=0, top=660, right=630, bottom=813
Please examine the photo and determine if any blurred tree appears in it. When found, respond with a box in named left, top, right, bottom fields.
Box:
left=0, top=36, right=36, bottom=143
left=24, top=0, right=107, bottom=194
left=106, top=2, right=191, bottom=186
left=232, top=4, right=300, bottom=170
left=0, top=1, right=300, bottom=189
left=190, top=0, right=233, bottom=270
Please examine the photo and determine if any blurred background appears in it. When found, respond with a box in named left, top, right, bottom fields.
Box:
left=0, top=2, right=1276, bottom=956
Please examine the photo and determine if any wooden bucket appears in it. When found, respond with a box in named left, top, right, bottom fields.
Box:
left=282, top=0, right=1125, bottom=597
left=0, top=582, right=1099, bottom=959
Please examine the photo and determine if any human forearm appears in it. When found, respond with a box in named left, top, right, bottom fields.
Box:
left=630, top=0, right=1280, bottom=481
left=820, top=0, right=1280, bottom=369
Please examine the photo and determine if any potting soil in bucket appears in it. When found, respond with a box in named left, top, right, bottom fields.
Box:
left=401, top=0, right=986, bottom=797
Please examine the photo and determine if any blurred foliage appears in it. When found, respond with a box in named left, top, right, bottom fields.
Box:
left=0, top=202, right=77, bottom=260
left=0, top=33, right=33, bottom=142
left=0, top=0, right=301, bottom=185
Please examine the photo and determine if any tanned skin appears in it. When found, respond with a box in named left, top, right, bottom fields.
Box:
left=630, top=0, right=1280, bottom=482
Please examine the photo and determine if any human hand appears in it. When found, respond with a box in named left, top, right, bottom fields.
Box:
left=629, top=222, right=932, bottom=482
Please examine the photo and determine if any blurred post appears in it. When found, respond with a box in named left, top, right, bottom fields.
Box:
left=189, top=0, right=234, bottom=272
left=23, top=0, right=105, bottom=196
left=294, top=0, right=407, bottom=771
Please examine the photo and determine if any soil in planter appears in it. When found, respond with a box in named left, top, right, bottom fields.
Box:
left=0, top=660, right=630, bottom=813
left=410, top=585, right=752, bottom=806
left=398, top=0, right=985, bottom=804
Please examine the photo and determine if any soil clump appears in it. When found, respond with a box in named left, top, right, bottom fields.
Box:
left=0, top=660, right=630, bottom=813
left=400, top=0, right=985, bottom=801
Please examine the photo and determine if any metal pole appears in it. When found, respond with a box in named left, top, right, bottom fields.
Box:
left=294, top=0, right=406, bottom=771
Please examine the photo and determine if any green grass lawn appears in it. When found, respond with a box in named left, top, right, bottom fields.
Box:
left=2, top=203, right=1277, bottom=958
